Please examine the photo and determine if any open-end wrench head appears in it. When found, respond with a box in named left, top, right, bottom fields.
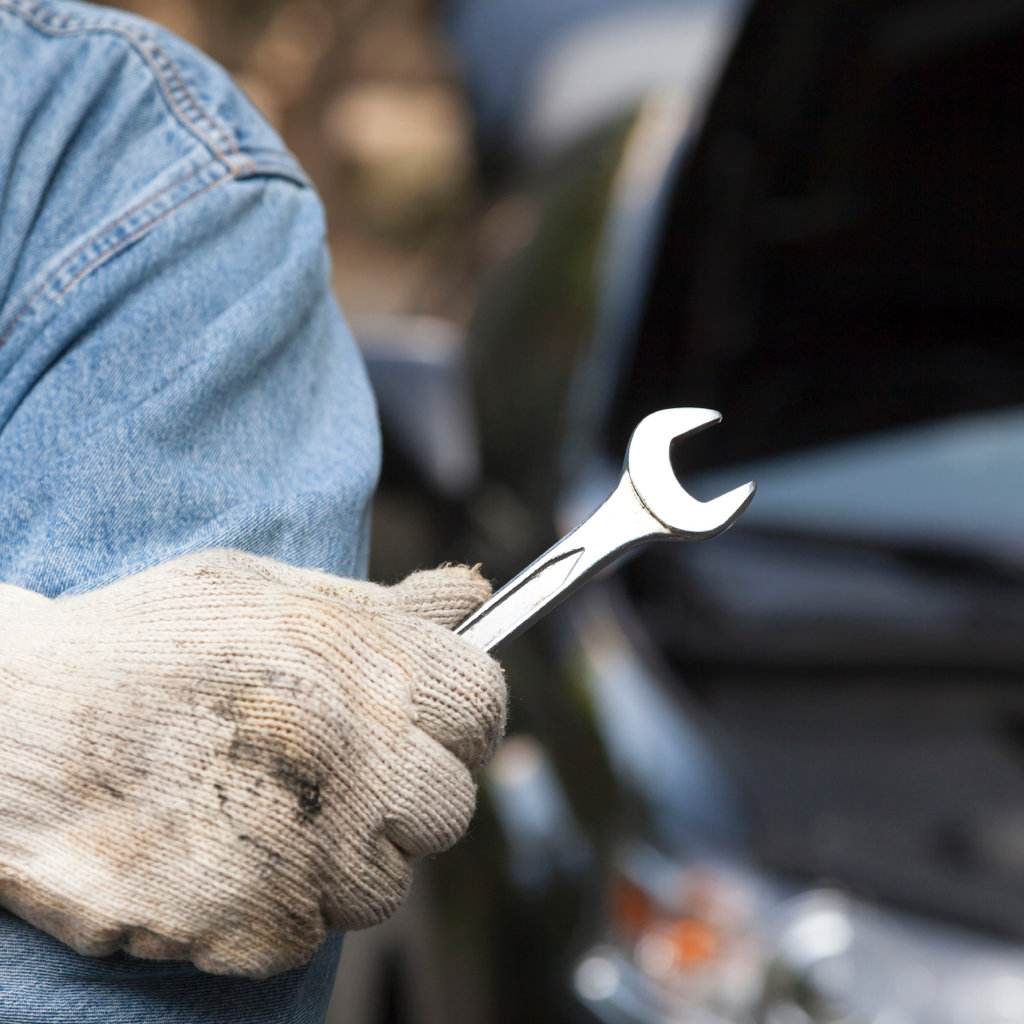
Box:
left=625, top=407, right=756, bottom=539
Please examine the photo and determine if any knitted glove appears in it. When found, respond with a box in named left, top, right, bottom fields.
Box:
left=0, top=550, right=505, bottom=977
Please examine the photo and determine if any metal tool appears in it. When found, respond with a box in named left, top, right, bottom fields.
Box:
left=456, top=407, right=755, bottom=652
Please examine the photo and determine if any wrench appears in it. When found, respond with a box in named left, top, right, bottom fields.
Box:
left=456, top=407, right=756, bottom=652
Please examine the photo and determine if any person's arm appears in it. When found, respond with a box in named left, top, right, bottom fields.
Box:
left=0, top=0, right=375, bottom=594
left=0, top=150, right=509, bottom=965
left=0, top=171, right=378, bottom=593
left=0, top=165, right=505, bottom=967
left=0, top=4, right=504, bottom=1007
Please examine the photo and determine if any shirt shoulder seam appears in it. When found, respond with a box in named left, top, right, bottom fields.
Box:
left=0, top=156, right=231, bottom=347
left=0, top=161, right=319, bottom=350
left=0, top=0, right=270, bottom=176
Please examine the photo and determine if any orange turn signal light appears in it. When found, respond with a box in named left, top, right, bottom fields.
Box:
left=612, top=876, right=723, bottom=973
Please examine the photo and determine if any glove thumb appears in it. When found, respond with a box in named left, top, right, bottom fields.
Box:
left=390, top=565, right=492, bottom=629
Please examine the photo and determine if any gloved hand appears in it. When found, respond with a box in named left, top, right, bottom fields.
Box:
left=0, top=550, right=505, bottom=977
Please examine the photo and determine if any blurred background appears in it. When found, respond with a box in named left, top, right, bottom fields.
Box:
left=112, top=2, right=1024, bottom=1022
left=109, top=0, right=483, bottom=324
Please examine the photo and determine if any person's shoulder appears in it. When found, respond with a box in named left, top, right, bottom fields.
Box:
left=0, top=0, right=313, bottom=340
left=0, top=0, right=302, bottom=180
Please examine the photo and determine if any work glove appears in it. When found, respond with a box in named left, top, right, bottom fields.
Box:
left=0, top=550, right=505, bottom=977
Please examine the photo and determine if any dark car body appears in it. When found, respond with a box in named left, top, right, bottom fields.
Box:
left=355, top=2, right=1024, bottom=1021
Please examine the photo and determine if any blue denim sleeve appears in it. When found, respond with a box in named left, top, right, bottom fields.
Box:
left=0, top=1, right=380, bottom=1021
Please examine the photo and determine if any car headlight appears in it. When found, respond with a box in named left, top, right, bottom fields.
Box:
left=573, top=846, right=1024, bottom=1024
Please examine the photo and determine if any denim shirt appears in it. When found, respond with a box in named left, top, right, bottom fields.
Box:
left=0, top=1, right=381, bottom=1019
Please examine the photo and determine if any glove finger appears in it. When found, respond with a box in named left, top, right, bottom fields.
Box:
left=190, top=914, right=325, bottom=978
left=321, top=831, right=413, bottom=932
left=382, top=728, right=477, bottom=858
left=3, top=884, right=122, bottom=961
left=198, top=550, right=387, bottom=605
left=388, top=565, right=492, bottom=628
left=398, top=620, right=506, bottom=768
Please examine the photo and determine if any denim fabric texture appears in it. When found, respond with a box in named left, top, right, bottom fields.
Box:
left=0, top=0, right=381, bottom=1019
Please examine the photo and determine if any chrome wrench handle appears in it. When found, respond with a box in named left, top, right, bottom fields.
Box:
left=455, top=476, right=665, bottom=652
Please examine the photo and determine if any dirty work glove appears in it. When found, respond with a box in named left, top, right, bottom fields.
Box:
left=0, top=550, right=505, bottom=977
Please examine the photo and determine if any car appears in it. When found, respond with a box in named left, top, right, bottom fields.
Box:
left=342, top=1, right=1024, bottom=1021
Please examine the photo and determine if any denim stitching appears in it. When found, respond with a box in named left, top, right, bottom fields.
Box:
left=0, top=0, right=248, bottom=170
left=0, top=0, right=311, bottom=349
left=58, top=171, right=232, bottom=297
left=0, top=160, right=230, bottom=347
